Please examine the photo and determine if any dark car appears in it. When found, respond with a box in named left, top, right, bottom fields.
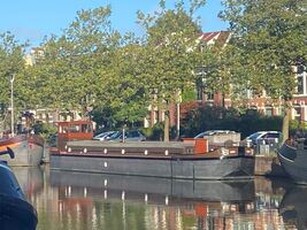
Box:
left=108, top=130, right=146, bottom=142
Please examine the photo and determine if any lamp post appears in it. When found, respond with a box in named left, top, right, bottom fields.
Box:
left=10, top=74, right=15, bottom=137
left=176, top=90, right=182, bottom=140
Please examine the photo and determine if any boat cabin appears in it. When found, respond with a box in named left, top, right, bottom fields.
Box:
left=56, top=120, right=93, bottom=150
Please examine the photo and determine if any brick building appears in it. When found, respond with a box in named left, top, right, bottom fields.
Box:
left=145, top=31, right=307, bottom=132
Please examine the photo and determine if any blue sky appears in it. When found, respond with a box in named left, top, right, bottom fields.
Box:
left=0, top=0, right=228, bottom=47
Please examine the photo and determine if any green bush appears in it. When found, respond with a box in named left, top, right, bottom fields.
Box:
left=181, top=105, right=283, bottom=138
left=32, top=122, right=57, bottom=141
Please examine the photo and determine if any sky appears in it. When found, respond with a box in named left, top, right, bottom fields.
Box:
left=0, top=0, right=228, bottom=48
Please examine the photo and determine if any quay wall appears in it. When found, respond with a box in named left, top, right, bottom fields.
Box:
left=255, top=155, right=287, bottom=177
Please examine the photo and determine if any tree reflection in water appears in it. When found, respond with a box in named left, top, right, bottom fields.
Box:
left=11, top=166, right=305, bottom=230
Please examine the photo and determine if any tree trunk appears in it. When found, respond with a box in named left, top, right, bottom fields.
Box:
left=282, top=105, right=291, bottom=143
left=164, top=111, right=170, bottom=142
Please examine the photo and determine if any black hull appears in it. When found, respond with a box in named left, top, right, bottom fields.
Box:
left=51, top=153, right=255, bottom=180
left=277, top=143, right=307, bottom=184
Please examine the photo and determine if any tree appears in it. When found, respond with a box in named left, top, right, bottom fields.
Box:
left=28, top=6, right=120, bottom=118
left=96, top=39, right=151, bottom=128
left=137, top=0, right=207, bottom=141
left=220, top=0, right=307, bottom=141
left=0, top=32, right=27, bottom=131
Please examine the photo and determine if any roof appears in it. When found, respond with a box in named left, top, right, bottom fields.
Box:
left=198, top=31, right=231, bottom=46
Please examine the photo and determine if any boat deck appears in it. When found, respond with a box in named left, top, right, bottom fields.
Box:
left=50, top=140, right=250, bottom=159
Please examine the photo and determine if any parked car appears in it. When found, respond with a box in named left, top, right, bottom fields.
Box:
left=242, top=131, right=282, bottom=146
left=108, top=130, right=146, bottom=142
left=93, top=131, right=117, bottom=141
left=194, top=130, right=241, bottom=147
left=194, top=130, right=236, bottom=138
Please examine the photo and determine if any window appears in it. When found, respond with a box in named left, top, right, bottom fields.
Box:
left=263, top=133, right=280, bottom=139
left=295, top=64, right=307, bottom=95
left=246, top=89, right=253, bottom=99
left=293, top=107, right=301, bottom=121
left=265, top=107, right=273, bottom=116
left=207, top=92, right=214, bottom=100
left=297, top=75, right=304, bottom=94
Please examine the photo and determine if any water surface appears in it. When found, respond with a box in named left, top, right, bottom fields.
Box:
left=12, top=166, right=305, bottom=230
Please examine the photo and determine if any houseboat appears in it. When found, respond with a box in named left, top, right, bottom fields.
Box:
left=0, top=133, right=44, bottom=166
left=50, top=120, right=255, bottom=180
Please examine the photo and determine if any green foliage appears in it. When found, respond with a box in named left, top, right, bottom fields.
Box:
left=219, top=0, right=307, bottom=140
left=1, top=0, right=304, bottom=139
left=0, top=32, right=27, bottom=120
left=181, top=87, right=197, bottom=102
left=220, top=0, right=307, bottom=102
left=142, top=122, right=164, bottom=141
left=32, top=122, right=57, bottom=140
left=26, top=6, right=120, bottom=115
left=137, top=1, right=209, bottom=140
left=289, top=120, right=307, bottom=138
left=181, top=105, right=283, bottom=138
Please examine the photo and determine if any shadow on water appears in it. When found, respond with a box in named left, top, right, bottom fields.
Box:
left=272, top=178, right=307, bottom=230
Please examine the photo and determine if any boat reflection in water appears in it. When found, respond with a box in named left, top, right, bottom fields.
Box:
left=11, top=166, right=44, bottom=199
left=50, top=170, right=256, bottom=229
left=279, top=184, right=307, bottom=230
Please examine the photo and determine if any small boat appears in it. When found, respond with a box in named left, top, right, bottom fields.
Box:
left=277, top=139, right=307, bottom=184
left=0, top=148, right=38, bottom=230
left=50, top=120, right=255, bottom=180
left=0, top=134, right=44, bottom=166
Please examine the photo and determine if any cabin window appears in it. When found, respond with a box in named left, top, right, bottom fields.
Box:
left=81, top=124, right=92, bottom=133
left=60, top=125, right=68, bottom=133
left=69, top=124, right=80, bottom=133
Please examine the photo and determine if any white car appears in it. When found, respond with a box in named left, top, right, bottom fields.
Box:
left=243, top=131, right=281, bottom=146
left=194, top=130, right=236, bottom=138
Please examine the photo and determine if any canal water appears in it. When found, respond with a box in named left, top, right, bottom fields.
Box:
left=12, top=165, right=306, bottom=230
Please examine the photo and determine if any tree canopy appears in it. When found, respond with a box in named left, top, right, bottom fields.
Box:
left=220, top=0, right=306, bottom=101
left=220, top=0, right=307, bottom=139
left=0, top=0, right=306, bottom=141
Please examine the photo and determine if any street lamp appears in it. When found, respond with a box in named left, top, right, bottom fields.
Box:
left=9, top=74, right=15, bottom=137
left=176, top=90, right=182, bottom=140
